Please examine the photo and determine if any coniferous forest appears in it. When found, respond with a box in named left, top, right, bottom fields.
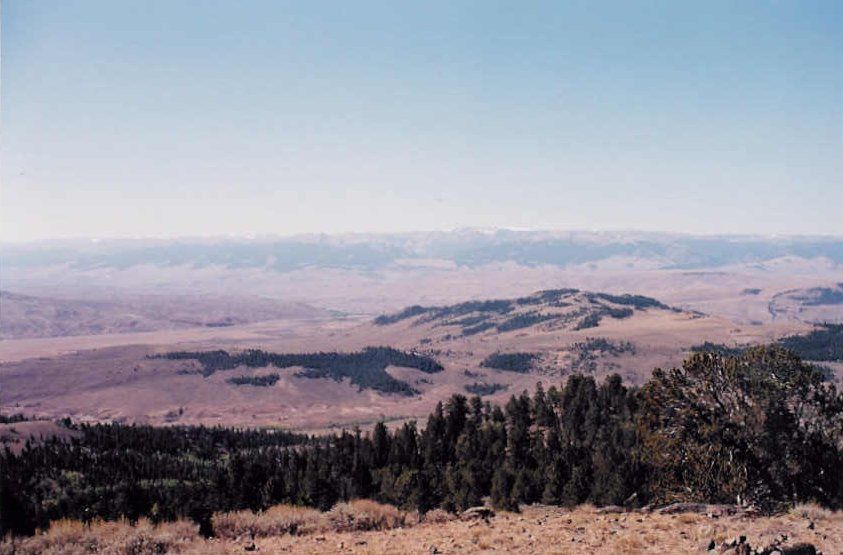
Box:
left=2, top=346, right=842, bottom=538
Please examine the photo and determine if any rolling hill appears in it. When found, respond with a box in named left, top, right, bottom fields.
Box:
left=0, top=290, right=328, bottom=339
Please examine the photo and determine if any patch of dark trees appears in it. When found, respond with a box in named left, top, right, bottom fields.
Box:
left=495, top=312, right=558, bottom=333
left=373, top=305, right=430, bottom=325
left=694, top=323, right=843, bottom=362
left=464, top=382, right=508, bottom=396
left=574, top=307, right=634, bottom=330
left=585, top=292, right=669, bottom=310
left=797, top=284, right=843, bottom=306
left=515, top=289, right=580, bottom=306
left=461, top=322, right=497, bottom=336
left=226, top=374, right=281, bottom=387
left=778, top=323, right=843, bottom=361
left=448, top=315, right=490, bottom=328
left=2, top=347, right=842, bottom=539
left=480, top=352, right=539, bottom=373
left=157, top=347, right=443, bottom=396
left=456, top=312, right=559, bottom=336
left=0, top=414, right=30, bottom=424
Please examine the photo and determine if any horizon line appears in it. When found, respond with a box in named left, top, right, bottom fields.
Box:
left=3, top=227, right=843, bottom=246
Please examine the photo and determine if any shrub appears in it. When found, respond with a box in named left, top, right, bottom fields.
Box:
left=211, top=505, right=322, bottom=539
left=2, top=518, right=198, bottom=555
left=639, top=346, right=843, bottom=509
left=790, top=503, right=834, bottom=522
left=421, top=508, right=454, bottom=524
left=325, top=500, right=407, bottom=532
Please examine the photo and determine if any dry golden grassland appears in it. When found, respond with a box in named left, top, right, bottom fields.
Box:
left=3, top=502, right=841, bottom=555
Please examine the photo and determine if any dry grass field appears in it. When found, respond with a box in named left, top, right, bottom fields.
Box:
left=3, top=502, right=840, bottom=555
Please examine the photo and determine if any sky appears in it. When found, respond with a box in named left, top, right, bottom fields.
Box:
left=1, top=1, right=842, bottom=241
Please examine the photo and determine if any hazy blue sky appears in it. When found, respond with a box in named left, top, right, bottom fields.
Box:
left=2, top=1, right=842, bottom=241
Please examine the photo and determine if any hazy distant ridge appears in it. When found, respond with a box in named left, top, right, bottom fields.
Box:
left=4, top=230, right=843, bottom=272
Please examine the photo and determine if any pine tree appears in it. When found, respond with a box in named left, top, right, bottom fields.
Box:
left=0, top=472, right=34, bottom=536
left=490, top=464, right=518, bottom=511
left=372, top=421, right=391, bottom=468
left=423, top=402, right=447, bottom=465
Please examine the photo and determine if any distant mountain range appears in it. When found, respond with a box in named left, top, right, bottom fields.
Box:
left=3, top=230, right=843, bottom=272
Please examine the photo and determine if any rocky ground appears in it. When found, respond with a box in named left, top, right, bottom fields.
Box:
left=202, top=505, right=840, bottom=554
left=5, top=503, right=839, bottom=554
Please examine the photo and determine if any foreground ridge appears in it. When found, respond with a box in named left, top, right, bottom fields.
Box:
left=2, top=503, right=837, bottom=554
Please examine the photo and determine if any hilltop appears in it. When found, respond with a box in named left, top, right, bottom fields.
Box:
left=374, top=289, right=678, bottom=332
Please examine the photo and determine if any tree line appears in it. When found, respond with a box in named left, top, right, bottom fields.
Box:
left=2, top=346, right=842, bottom=538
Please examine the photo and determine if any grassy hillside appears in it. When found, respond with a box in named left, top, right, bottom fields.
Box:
left=373, top=289, right=677, bottom=336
